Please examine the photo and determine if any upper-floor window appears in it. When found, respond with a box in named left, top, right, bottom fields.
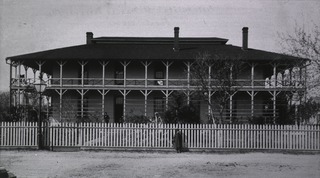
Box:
left=155, top=65, right=165, bottom=85
left=115, top=65, right=124, bottom=85
left=155, top=70, right=164, bottom=79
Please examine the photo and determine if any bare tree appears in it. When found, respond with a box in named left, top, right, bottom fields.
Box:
left=190, top=52, right=245, bottom=124
left=279, top=24, right=320, bottom=97
left=279, top=24, right=320, bottom=124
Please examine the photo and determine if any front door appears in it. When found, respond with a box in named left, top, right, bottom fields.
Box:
left=114, top=96, right=123, bottom=123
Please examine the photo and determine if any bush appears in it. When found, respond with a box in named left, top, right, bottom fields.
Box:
left=164, top=104, right=200, bottom=124
left=162, top=92, right=200, bottom=124
left=124, top=115, right=151, bottom=123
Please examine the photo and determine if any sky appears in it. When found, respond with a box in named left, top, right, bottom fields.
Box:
left=0, top=0, right=320, bottom=92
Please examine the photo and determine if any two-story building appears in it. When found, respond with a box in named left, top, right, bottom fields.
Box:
left=6, top=27, right=307, bottom=123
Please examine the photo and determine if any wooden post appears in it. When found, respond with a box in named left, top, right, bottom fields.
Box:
left=24, top=65, right=29, bottom=82
left=161, top=90, right=173, bottom=110
left=17, top=62, right=21, bottom=106
left=78, top=61, right=88, bottom=87
left=57, top=61, right=67, bottom=87
left=98, top=90, right=110, bottom=119
left=251, top=63, right=256, bottom=88
left=55, top=89, right=67, bottom=121
left=184, top=62, right=193, bottom=105
left=140, top=90, right=152, bottom=117
left=183, top=90, right=191, bottom=105
left=77, top=89, right=89, bottom=119
left=273, top=63, right=277, bottom=87
left=119, top=90, right=131, bottom=121
left=247, top=91, right=258, bottom=120
left=141, top=61, right=151, bottom=88
left=229, top=92, right=237, bottom=123
left=120, top=61, right=131, bottom=88
left=207, top=65, right=213, bottom=121
left=269, top=91, right=280, bottom=124
left=99, top=61, right=109, bottom=86
left=207, top=91, right=215, bottom=123
left=162, top=61, right=173, bottom=88
left=9, top=61, right=12, bottom=110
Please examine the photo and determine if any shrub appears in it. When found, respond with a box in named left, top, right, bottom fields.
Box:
left=124, top=115, right=151, bottom=123
left=164, top=104, right=200, bottom=124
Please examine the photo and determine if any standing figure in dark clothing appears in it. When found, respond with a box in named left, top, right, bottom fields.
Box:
left=173, top=129, right=182, bottom=153
left=104, top=112, right=110, bottom=123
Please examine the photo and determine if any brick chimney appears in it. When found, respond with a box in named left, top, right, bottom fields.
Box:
left=242, top=27, right=248, bottom=50
left=86, top=32, right=93, bottom=44
left=173, top=27, right=180, bottom=52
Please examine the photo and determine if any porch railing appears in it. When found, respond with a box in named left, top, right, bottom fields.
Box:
left=11, top=78, right=306, bottom=90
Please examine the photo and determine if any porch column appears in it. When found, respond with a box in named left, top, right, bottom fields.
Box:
left=78, top=61, right=88, bottom=87
left=273, top=63, right=278, bottom=87
left=14, top=65, right=17, bottom=80
left=272, top=91, right=276, bottom=124
left=32, top=68, right=37, bottom=84
left=141, top=61, right=151, bottom=87
left=99, top=61, right=109, bottom=86
left=162, top=61, right=173, bottom=88
left=9, top=61, right=12, bottom=109
left=162, top=90, right=173, bottom=110
left=23, top=65, right=29, bottom=83
left=269, top=91, right=280, bottom=124
left=17, top=61, right=21, bottom=106
left=184, top=62, right=192, bottom=105
left=77, top=89, right=89, bottom=119
left=55, top=89, right=67, bottom=121
left=13, top=64, right=17, bottom=107
left=98, top=90, right=110, bottom=119
left=247, top=91, right=258, bottom=119
left=120, top=61, right=131, bottom=87
left=229, top=92, right=237, bottom=123
left=119, top=90, right=131, bottom=121
left=140, top=90, right=152, bottom=116
left=57, top=61, right=67, bottom=87
left=207, top=91, right=215, bottom=122
left=251, top=63, right=256, bottom=88
left=208, top=65, right=212, bottom=118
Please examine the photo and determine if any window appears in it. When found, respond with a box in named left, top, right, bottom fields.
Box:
left=115, top=65, right=124, bottom=85
left=154, top=98, right=165, bottom=114
left=155, top=71, right=164, bottom=79
left=155, top=66, right=165, bottom=85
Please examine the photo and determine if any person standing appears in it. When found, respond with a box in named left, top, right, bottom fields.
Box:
left=104, top=112, right=110, bottom=123
left=173, top=129, right=182, bottom=153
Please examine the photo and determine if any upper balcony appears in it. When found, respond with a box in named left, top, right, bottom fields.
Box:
left=10, top=77, right=306, bottom=92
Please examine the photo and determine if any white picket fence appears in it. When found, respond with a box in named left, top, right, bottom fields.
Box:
left=1, top=122, right=320, bottom=150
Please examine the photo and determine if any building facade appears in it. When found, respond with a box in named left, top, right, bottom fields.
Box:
left=6, top=27, right=307, bottom=123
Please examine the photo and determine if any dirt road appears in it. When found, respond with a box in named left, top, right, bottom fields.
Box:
left=0, top=150, right=319, bottom=178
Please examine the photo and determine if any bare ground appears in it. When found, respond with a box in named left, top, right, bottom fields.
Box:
left=0, top=150, right=319, bottom=178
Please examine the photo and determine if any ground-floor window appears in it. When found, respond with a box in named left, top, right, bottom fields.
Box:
left=154, top=98, right=165, bottom=114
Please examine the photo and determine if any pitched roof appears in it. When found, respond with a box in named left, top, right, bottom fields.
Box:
left=6, top=37, right=305, bottom=63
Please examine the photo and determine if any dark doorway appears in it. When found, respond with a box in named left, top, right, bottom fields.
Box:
left=114, top=96, right=124, bottom=123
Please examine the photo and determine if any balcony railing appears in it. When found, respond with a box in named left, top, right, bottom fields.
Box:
left=10, top=78, right=306, bottom=90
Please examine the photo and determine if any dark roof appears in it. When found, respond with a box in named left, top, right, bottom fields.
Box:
left=92, top=37, right=229, bottom=44
left=6, top=37, right=306, bottom=63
